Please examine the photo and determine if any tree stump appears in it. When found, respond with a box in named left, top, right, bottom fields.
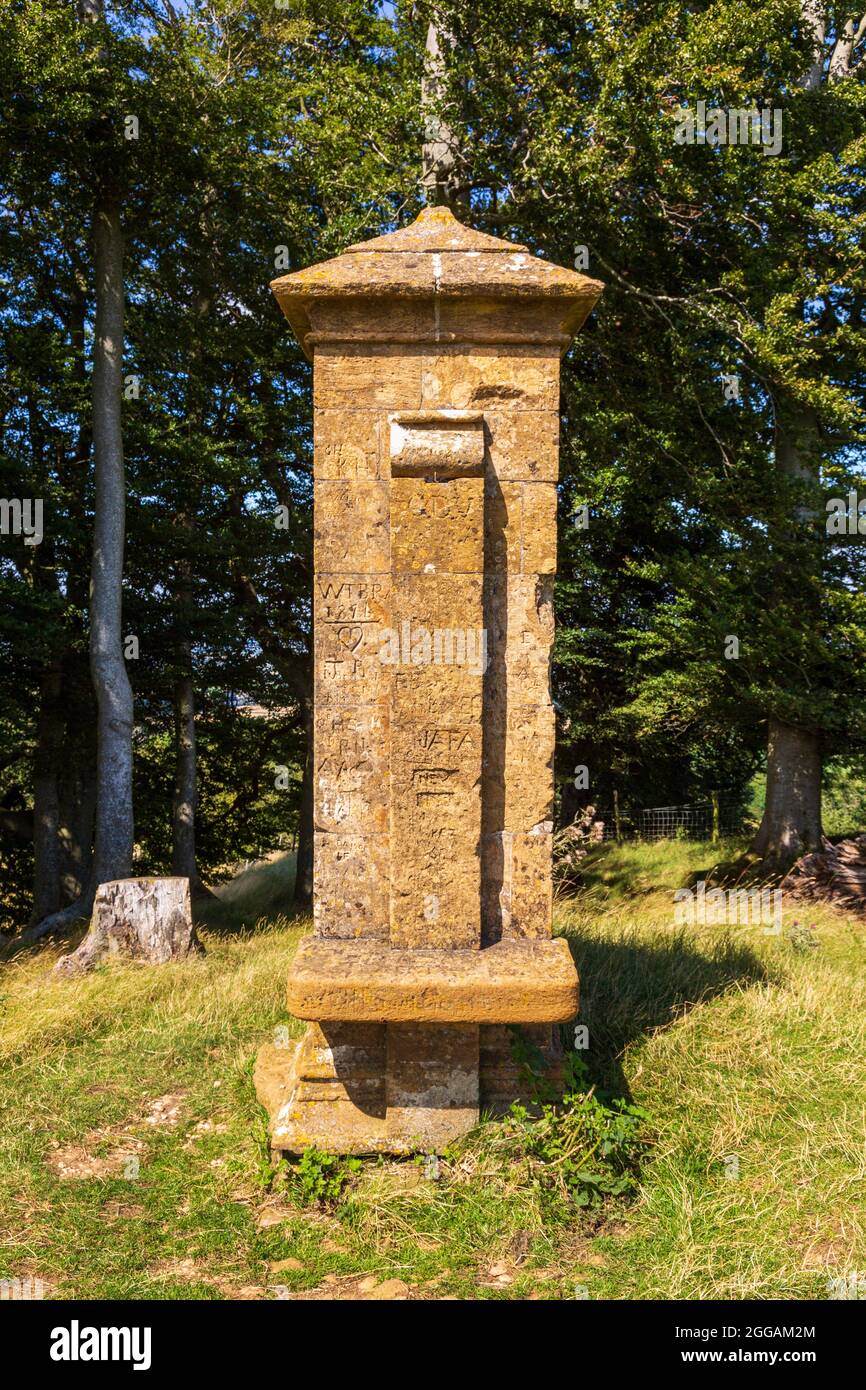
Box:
left=54, top=877, right=202, bottom=976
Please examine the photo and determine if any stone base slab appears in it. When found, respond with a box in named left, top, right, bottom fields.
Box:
left=255, top=1020, right=568, bottom=1156
left=286, top=936, right=578, bottom=1023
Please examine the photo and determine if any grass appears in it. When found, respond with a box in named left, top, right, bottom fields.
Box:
left=0, top=841, right=863, bottom=1300
left=196, top=851, right=300, bottom=932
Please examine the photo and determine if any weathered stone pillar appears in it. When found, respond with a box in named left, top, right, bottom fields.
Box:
left=255, top=206, right=602, bottom=1154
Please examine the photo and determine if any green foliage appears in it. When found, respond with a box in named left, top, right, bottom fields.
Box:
left=0, top=0, right=420, bottom=922
left=0, top=843, right=31, bottom=934
left=505, top=1050, right=650, bottom=1209
left=289, top=1147, right=362, bottom=1208
left=431, top=0, right=866, bottom=828
left=787, top=921, right=820, bottom=953
left=821, top=756, right=866, bottom=836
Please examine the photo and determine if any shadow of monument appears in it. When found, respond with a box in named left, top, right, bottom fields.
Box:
left=319, top=1020, right=388, bottom=1120
left=557, top=928, right=775, bottom=1103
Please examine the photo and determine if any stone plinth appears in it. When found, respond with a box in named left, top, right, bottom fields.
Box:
left=287, top=937, right=578, bottom=1022
left=257, top=205, right=602, bottom=1154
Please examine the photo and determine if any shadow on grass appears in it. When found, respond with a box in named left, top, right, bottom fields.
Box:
left=559, top=925, right=775, bottom=1101
left=0, top=916, right=90, bottom=965
left=688, top=853, right=790, bottom=891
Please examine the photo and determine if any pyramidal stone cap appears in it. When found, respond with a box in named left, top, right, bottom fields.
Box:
left=271, top=204, right=603, bottom=358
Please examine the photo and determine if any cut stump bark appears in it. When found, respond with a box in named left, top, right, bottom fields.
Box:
left=54, top=877, right=202, bottom=976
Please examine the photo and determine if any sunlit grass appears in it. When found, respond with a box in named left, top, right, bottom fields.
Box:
left=0, top=840, right=863, bottom=1299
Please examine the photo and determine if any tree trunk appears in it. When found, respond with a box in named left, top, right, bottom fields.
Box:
left=172, top=667, right=213, bottom=899
left=172, top=671, right=196, bottom=876
left=59, top=773, right=96, bottom=904
left=59, top=268, right=97, bottom=903
left=752, top=720, right=823, bottom=869
left=58, top=648, right=97, bottom=905
left=32, top=658, right=64, bottom=922
left=421, top=17, right=465, bottom=212
left=751, top=407, right=824, bottom=871
left=54, top=877, right=202, bottom=976
left=293, top=698, right=314, bottom=909
left=167, top=258, right=214, bottom=901
left=799, top=0, right=826, bottom=89
left=90, top=199, right=134, bottom=886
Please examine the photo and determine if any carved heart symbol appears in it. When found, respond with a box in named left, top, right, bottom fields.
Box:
left=337, top=624, right=363, bottom=652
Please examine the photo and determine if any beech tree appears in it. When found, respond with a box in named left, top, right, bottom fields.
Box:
left=1, top=0, right=864, bottom=933
left=424, top=0, right=866, bottom=868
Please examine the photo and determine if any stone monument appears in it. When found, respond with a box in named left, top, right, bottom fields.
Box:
left=255, top=205, right=603, bottom=1154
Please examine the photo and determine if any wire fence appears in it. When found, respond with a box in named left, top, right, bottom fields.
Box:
left=590, top=798, right=751, bottom=843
